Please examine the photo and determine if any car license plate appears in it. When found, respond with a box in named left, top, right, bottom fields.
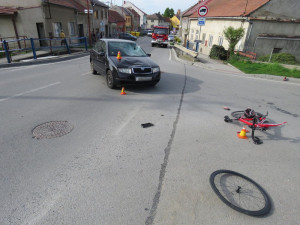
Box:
left=135, top=77, right=152, bottom=81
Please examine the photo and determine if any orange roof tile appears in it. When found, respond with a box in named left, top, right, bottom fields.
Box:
left=190, top=0, right=270, bottom=18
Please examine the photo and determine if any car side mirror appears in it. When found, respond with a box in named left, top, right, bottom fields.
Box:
left=147, top=53, right=151, bottom=57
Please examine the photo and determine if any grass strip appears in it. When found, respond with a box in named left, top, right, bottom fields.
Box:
left=229, top=60, right=300, bottom=78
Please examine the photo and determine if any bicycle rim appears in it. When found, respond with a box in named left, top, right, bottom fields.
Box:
left=231, top=111, right=244, bottom=119
left=231, top=111, right=264, bottom=120
left=210, top=170, right=271, bottom=216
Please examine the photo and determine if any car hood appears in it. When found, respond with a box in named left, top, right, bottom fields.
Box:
left=110, top=56, right=159, bottom=68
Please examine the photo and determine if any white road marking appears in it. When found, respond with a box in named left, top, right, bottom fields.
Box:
left=0, top=82, right=61, bottom=103
left=22, top=193, right=61, bottom=225
left=169, top=48, right=172, bottom=61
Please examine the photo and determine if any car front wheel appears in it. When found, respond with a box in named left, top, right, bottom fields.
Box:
left=106, top=70, right=116, bottom=89
left=90, top=60, right=97, bottom=75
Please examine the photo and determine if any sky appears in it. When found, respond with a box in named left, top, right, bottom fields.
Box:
left=108, top=0, right=199, bottom=15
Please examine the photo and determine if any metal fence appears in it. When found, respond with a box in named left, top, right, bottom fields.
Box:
left=0, top=37, right=88, bottom=64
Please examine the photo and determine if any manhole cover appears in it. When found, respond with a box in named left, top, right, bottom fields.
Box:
left=32, top=121, right=73, bottom=139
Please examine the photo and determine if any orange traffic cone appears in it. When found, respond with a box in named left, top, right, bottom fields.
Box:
left=120, top=87, right=126, bottom=95
left=116, top=51, right=122, bottom=60
left=237, top=127, right=248, bottom=139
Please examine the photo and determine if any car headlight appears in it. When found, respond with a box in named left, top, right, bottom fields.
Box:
left=118, top=68, right=132, bottom=74
left=152, top=67, right=160, bottom=73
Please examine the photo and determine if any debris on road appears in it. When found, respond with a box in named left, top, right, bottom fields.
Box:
left=141, top=123, right=154, bottom=128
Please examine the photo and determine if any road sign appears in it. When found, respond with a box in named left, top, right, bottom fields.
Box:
left=198, top=5, right=208, bottom=17
left=197, top=17, right=206, bottom=26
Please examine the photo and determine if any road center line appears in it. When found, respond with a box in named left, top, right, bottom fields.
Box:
left=0, top=82, right=61, bottom=103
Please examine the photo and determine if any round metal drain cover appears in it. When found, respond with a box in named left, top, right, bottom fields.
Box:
left=32, top=121, right=73, bottom=139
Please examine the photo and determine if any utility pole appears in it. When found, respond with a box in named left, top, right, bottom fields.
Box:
left=87, top=0, right=91, bottom=45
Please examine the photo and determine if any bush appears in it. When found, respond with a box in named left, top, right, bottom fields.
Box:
left=258, top=53, right=297, bottom=65
left=174, top=36, right=181, bottom=44
left=209, top=45, right=228, bottom=60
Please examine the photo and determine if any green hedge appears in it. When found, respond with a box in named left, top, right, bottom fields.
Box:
left=209, top=45, right=228, bottom=60
left=258, top=53, right=297, bottom=65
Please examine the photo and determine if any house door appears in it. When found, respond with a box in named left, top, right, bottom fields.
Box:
left=36, top=23, right=47, bottom=47
left=78, top=24, right=84, bottom=43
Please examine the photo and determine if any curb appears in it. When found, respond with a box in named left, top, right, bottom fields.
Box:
left=0, top=51, right=90, bottom=68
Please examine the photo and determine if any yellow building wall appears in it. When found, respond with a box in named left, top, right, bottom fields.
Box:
left=170, top=16, right=180, bottom=28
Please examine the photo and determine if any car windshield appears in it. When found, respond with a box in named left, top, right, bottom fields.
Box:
left=108, top=42, right=147, bottom=57
left=154, top=28, right=168, bottom=35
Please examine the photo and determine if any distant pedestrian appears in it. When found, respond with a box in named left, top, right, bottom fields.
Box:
left=92, top=30, right=96, bottom=43
left=60, top=29, right=66, bottom=46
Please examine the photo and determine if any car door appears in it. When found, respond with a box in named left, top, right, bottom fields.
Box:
left=93, top=40, right=106, bottom=75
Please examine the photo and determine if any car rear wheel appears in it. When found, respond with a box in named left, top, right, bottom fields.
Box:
left=90, top=60, right=97, bottom=75
left=106, top=70, right=116, bottom=89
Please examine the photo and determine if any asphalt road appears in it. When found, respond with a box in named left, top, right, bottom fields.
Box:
left=0, top=36, right=300, bottom=225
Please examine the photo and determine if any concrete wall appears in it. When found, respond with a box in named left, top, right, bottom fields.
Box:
left=42, top=5, right=76, bottom=37
left=0, top=16, right=15, bottom=39
left=16, top=8, right=44, bottom=38
left=189, top=18, right=249, bottom=55
left=247, top=20, right=300, bottom=61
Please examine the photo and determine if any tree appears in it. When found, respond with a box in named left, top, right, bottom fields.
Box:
left=163, top=8, right=175, bottom=18
left=223, top=26, right=245, bottom=56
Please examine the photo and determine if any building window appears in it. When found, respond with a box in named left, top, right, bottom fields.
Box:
left=100, top=10, right=103, bottom=19
left=151, top=19, right=154, bottom=22
left=218, top=36, right=223, bottom=46
left=94, top=10, right=98, bottom=19
left=68, top=22, right=75, bottom=36
left=202, top=33, right=206, bottom=44
left=273, top=48, right=282, bottom=53
left=196, top=30, right=199, bottom=34
left=191, top=29, right=194, bottom=34
left=208, top=34, right=213, bottom=47
left=53, top=22, right=62, bottom=37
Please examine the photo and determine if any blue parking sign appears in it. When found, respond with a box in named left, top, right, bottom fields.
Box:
left=198, top=17, right=206, bottom=26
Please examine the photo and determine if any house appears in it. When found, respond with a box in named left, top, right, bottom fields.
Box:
left=146, top=13, right=171, bottom=29
left=127, top=8, right=140, bottom=31
left=108, top=10, right=125, bottom=37
left=110, top=6, right=134, bottom=32
left=0, top=0, right=109, bottom=48
left=76, top=0, right=109, bottom=38
left=123, top=1, right=147, bottom=30
left=183, top=0, right=300, bottom=61
left=179, top=0, right=204, bottom=47
left=170, top=10, right=181, bottom=33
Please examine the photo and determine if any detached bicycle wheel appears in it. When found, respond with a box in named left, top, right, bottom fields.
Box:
left=231, top=111, right=264, bottom=119
left=210, top=170, right=271, bottom=216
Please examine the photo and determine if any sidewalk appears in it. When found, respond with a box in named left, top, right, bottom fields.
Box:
left=0, top=50, right=89, bottom=68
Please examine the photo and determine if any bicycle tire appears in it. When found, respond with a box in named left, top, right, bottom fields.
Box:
left=231, top=111, right=264, bottom=119
left=209, top=170, right=271, bottom=216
